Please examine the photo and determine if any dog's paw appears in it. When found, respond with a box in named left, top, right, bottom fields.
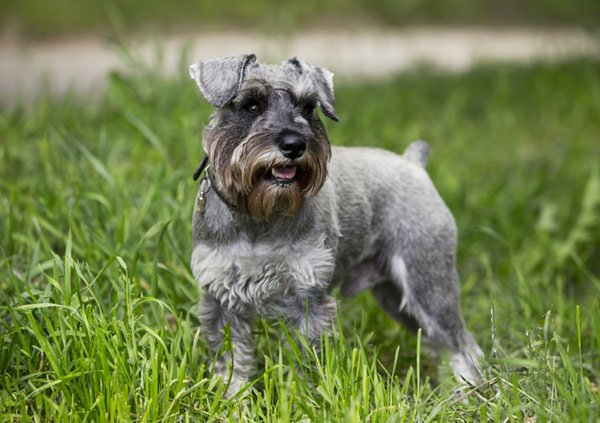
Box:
left=449, top=345, right=484, bottom=387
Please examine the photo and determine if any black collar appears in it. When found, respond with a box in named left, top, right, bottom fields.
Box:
left=205, top=168, right=246, bottom=213
left=193, top=155, right=245, bottom=214
left=192, top=155, right=209, bottom=181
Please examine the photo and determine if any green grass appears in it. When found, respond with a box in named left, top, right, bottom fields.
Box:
left=1, top=58, right=600, bottom=421
left=2, top=0, right=600, bottom=39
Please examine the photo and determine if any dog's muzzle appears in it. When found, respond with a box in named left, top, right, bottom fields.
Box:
left=279, top=133, right=306, bottom=160
left=270, top=165, right=298, bottom=185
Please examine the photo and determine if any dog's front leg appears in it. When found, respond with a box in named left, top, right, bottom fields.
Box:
left=289, top=291, right=338, bottom=354
left=199, top=294, right=255, bottom=397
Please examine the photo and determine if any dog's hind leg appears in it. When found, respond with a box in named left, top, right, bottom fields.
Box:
left=371, top=254, right=483, bottom=386
left=370, top=280, right=421, bottom=334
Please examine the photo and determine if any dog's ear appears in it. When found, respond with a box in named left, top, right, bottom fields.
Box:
left=286, top=58, right=339, bottom=122
left=189, top=54, right=257, bottom=108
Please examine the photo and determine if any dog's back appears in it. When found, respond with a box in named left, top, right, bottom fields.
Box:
left=324, top=143, right=455, bottom=261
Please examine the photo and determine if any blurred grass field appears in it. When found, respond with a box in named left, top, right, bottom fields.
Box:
left=1, top=59, right=600, bottom=421
left=2, top=0, right=600, bottom=39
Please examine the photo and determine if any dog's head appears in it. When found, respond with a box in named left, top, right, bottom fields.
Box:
left=190, top=54, right=338, bottom=221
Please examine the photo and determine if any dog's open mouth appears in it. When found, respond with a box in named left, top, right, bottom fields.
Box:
left=269, top=166, right=297, bottom=185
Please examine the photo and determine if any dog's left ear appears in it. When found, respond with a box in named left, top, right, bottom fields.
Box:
left=286, top=58, right=339, bottom=122
left=189, top=54, right=257, bottom=108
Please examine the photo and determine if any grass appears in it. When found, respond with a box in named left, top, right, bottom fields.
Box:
left=2, top=0, right=600, bottom=39
left=1, top=58, right=600, bottom=421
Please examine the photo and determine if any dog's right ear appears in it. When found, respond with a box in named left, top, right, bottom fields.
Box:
left=189, top=54, right=257, bottom=108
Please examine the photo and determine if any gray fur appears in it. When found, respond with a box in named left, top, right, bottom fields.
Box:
left=403, top=139, right=430, bottom=167
left=190, top=54, right=339, bottom=121
left=189, top=55, right=483, bottom=397
left=190, top=54, right=257, bottom=108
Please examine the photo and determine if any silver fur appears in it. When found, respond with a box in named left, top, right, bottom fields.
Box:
left=189, top=55, right=483, bottom=396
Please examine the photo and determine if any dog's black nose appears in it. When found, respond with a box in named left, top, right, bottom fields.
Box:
left=279, top=134, right=306, bottom=160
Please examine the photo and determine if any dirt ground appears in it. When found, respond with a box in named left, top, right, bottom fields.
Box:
left=1, top=27, right=599, bottom=104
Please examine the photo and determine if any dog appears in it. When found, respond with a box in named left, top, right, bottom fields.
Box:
left=189, top=54, right=483, bottom=396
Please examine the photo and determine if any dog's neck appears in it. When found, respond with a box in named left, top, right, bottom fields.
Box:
left=205, top=167, right=246, bottom=214
left=193, top=154, right=247, bottom=214
left=192, top=154, right=209, bottom=181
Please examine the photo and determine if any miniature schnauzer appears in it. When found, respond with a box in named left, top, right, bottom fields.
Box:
left=189, top=54, right=483, bottom=396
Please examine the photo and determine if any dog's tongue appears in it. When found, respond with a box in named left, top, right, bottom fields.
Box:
left=272, top=166, right=297, bottom=180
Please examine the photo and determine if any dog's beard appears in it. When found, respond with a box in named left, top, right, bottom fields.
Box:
left=209, top=130, right=330, bottom=221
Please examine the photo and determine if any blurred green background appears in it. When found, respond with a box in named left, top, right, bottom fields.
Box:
left=1, top=0, right=599, bottom=39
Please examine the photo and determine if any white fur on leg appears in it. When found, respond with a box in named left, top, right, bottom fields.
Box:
left=449, top=344, right=484, bottom=386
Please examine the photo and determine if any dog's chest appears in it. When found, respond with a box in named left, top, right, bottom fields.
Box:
left=191, top=236, right=335, bottom=313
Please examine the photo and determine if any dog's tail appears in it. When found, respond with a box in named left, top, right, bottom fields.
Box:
left=403, top=140, right=430, bottom=167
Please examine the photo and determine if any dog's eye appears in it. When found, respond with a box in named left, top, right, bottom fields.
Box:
left=301, top=104, right=315, bottom=118
left=246, top=103, right=261, bottom=114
